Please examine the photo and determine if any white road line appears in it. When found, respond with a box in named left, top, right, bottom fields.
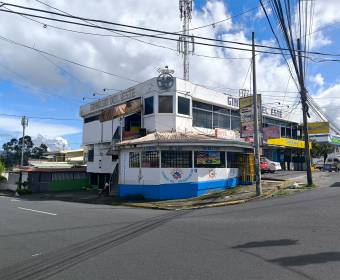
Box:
left=17, top=207, right=57, bottom=216
left=32, top=253, right=41, bottom=257
left=11, top=199, right=20, bottom=202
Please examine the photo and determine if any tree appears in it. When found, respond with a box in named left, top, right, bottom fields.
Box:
left=31, top=144, right=48, bottom=159
left=2, top=136, right=35, bottom=167
left=311, top=140, right=334, bottom=164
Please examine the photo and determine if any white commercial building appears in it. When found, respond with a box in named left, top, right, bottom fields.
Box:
left=80, top=75, right=287, bottom=199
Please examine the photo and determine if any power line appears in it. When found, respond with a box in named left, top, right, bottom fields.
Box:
left=3, top=3, right=340, bottom=59
left=0, top=113, right=81, bottom=121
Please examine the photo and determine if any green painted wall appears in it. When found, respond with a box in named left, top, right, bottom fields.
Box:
left=48, top=179, right=90, bottom=192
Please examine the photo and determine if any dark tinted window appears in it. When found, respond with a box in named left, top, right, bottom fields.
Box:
left=158, top=96, right=173, bottom=113
left=178, top=96, right=190, bottom=115
left=193, top=101, right=212, bottom=111
left=193, top=109, right=212, bottom=129
left=144, top=96, right=154, bottom=115
left=161, top=151, right=192, bottom=168
left=84, top=115, right=99, bottom=123
left=88, top=150, right=94, bottom=162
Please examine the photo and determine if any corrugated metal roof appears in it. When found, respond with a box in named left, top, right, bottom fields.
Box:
left=116, top=131, right=252, bottom=149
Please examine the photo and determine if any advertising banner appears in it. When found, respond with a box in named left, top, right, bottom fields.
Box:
left=100, top=98, right=141, bottom=122
left=307, top=122, right=329, bottom=135
left=263, top=126, right=281, bottom=140
left=239, top=94, right=262, bottom=138
left=267, top=138, right=311, bottom=149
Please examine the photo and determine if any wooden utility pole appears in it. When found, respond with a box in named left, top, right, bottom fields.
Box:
left=252, top=32, right=262, bottom=196
left=297, top=38, right=313, bottom=186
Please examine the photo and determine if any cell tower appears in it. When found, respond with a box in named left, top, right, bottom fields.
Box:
left=178, top=0, right=194, bottom=81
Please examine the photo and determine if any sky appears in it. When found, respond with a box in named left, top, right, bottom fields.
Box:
left=1, top=0, right=340, bottom=150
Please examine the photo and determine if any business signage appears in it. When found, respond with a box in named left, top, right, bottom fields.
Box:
left=263, top=126, right=281, bottom=140
left=214, top=128, right=239, bottom=140
left=227, top=96, right=239, bottom=108
left=267, top=138, right=311, bottom=149
left=99, top=98, right=142, bottom=122
left=307, top=122, right=329, bottom=135
left=330, top=135, right=340, bottom=145
left=262, top=106, right=283, bottom=118
left=239, top=94, right=262, bottom=138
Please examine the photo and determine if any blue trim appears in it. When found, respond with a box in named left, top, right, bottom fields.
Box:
left=118, top=178, right=239, bottom=200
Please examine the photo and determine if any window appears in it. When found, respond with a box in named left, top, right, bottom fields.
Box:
left=227, top=152, right=239, bottom=168
left=141, top=151, right=159, bottom=168
left=193, top=109, right=212, bottom=128
left=158, top=96, right=173, bottom=113
left=193, top=100, right=236, bottom=130
left=129, top=152, right=140, bottom=168
left=213, top=113, right=230, bottom=129
left=144, top=96, right=154, bottom=115
left=84, top=115, right=99, bottom=123
left=194, top=151, right=225, bottom=168
left=178, top=96, right=190, bottom=115
left=161, top=151, right=192, bottom=168
left=88, top=149, right=94, bottom=162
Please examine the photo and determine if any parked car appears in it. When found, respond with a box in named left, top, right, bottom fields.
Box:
left=260, top=160, right=269, bottom=174
left=261, top=157, right=282, bottom=173
left=313, top=159, right=325, bottom=170
left=324, top=157, right=340, bottom=172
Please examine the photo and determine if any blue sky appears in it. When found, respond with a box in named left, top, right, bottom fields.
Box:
left=1, top=0, right=339, bottom=150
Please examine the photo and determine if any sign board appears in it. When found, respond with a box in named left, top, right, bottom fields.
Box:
left=330, top=135, right=340, bottom=145
left=307, top=122, right=329, bottom=135
left=99, top=98, right=141, bottom=122
left=262, top=106, right=283, bottom=118
left=214, top=128, right=239, bottom=140
left=267, top=138, right=311, bottom=149
left=263, top=126, right=281, bottom=140
left=239, top=94, right=262, bottom=138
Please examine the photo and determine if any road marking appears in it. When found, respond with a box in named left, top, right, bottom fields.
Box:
left=11, top=199, right=20, bottom=202
left=17, top=207, right=57, bottom=216
left=32, top=253, right=41, bottom=257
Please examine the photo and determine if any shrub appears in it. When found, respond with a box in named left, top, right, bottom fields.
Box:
left=17, top=189, right=32, bottom=195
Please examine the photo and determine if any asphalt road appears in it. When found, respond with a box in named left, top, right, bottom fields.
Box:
left=0, top=172, right=339, bottom=280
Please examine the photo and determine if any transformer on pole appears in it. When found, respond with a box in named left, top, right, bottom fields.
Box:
left=178, top=0, right=194, bottom=81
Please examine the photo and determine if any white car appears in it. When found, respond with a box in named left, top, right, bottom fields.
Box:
left=262, top=157, right=282, bottom=173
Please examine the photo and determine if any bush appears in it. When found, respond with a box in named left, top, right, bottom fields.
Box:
left=0, top=175, right=7, bottom=183
left=17, top=189, right=32, bottom=195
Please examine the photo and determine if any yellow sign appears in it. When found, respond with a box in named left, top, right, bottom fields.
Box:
left=239, top=95, right=261, bottom=109
left=267, top=138, right=311, bottom=149
left=307, top=122, right=329, bottom=134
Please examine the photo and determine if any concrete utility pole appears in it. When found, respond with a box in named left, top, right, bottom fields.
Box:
left=179, top=0, right=193, bottom=81
left=297, top=38, right=313, bottom=186
left=252, top=32, right=262, bottom=196
left=20, top=116, right=28, bottom=167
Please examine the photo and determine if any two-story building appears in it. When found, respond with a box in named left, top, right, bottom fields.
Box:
left=80, top=74, right=307, bottom=200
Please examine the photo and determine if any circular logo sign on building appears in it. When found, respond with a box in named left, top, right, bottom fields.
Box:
left=157, top=66, right=174, bottom=90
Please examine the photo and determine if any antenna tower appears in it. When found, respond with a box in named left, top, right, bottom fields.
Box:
left=178, top=0, right=194, bottom=81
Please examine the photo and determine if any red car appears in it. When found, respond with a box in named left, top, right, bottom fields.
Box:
left=260, top=160, right=269, bottom=173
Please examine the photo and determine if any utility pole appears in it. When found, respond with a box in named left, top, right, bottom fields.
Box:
left=20, top=116, right=28, bottom=167
left=297, top=38, right=313, bottom=186
left=252, top=32, right=262, bottom=196
left=179, top=0, right=193, bottom=81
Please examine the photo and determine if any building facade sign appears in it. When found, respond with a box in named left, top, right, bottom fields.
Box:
left=99, top=98, right=141, bottom=122
left=214, top=128, right=239, bottom=140
left=330, top=135, right=340, bottom=145
left=267, top=138, right=311, bottom=149
left=263, top=126, right=281, bottom=140
left=308, top=122, right=330, bottom=135
left=262, top=106, right=283, bottom=118
left=86, top=88, right=137, bottom=113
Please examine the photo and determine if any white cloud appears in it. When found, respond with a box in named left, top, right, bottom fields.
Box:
left=0, top=0, right=338, bottom=128
left=0, top=116, right=81, bottom=139
left=310, top=73, right=325, bottom=87
left=33, top=134, right=69, bottom=151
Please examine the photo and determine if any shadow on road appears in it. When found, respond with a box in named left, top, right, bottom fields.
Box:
left=232, top=239, right=299, bottom=249
left=329, top=182, right=340, bottom=187
left=270, top=252, right=340, bottom=266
